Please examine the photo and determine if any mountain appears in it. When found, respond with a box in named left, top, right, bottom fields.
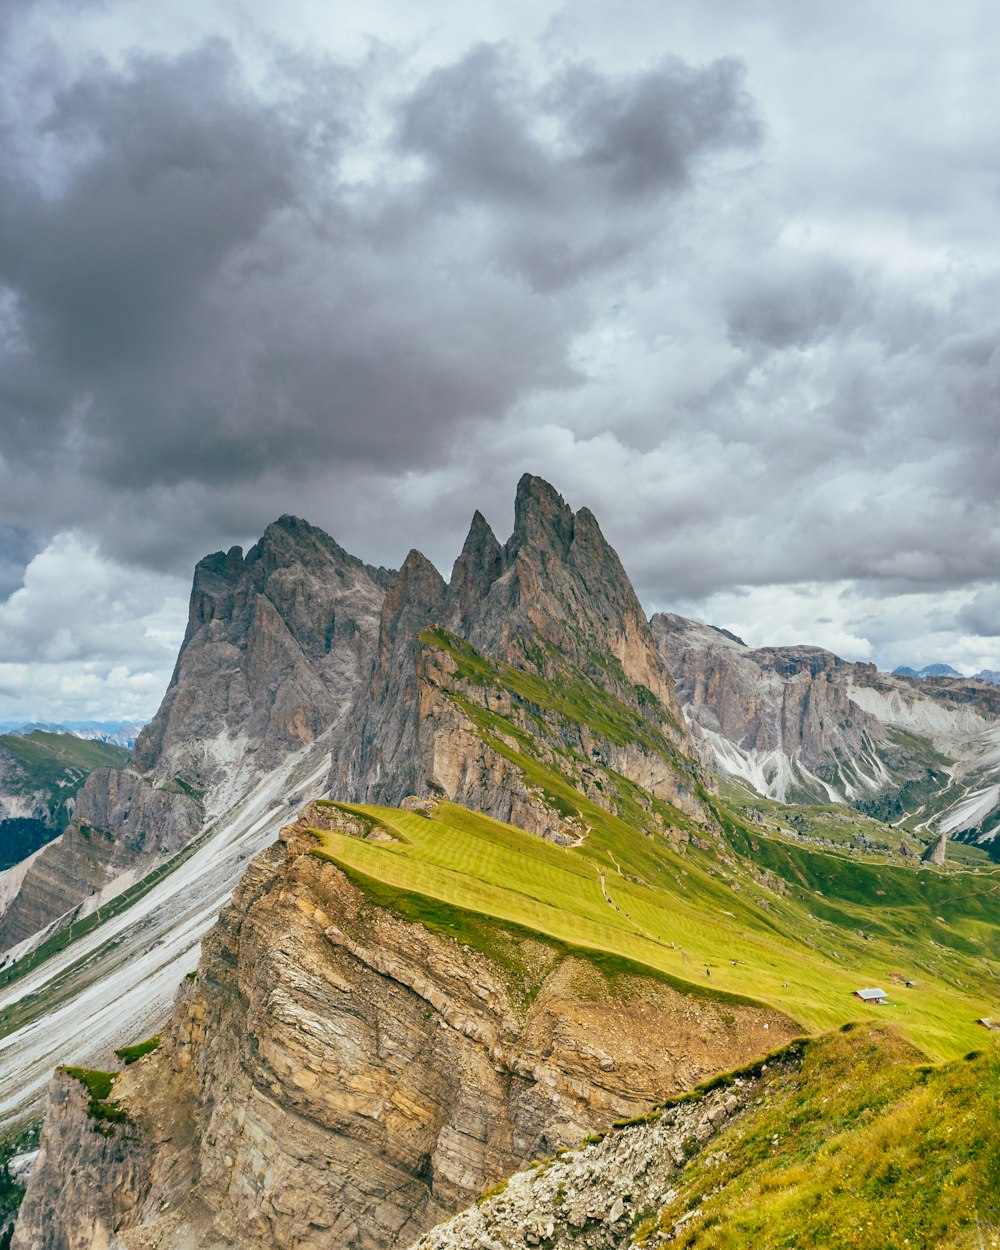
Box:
left=0, top=723, right=146, bottom=750
left=0, top=477, right=709, bottom=1130
left=652, top=613, right=1000, bottom=844
left=892, top=663, right=964, bottom=679
left=8, top=477, right=1000, bottom=1250
left=0, top=731, right=131, bottom=880
left=330, top=475, right=706, bottom=840
left=0, top=732, right=130, bottom=831
left=0, top=517, right=392, bottom=955
left=977, top=669, right=1000, bottom=686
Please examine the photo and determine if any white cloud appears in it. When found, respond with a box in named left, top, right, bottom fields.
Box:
left=0, top=533, right=187, bottom=721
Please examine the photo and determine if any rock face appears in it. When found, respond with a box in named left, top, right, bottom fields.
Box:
left=652, top=612, right=1000, bottom=837
left=921, top=833, right=948, bottom=865
left=334, top=476, right=708, bottom=838
left=135, top=516, right=392, bottom=792
left=12, top=806, right=795, bottom=1250
left=0, top=517, right=393, bottom=954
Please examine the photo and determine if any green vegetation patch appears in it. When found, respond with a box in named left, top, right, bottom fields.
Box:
left=310, top=798, right=1000, bottom=1060
left=59, top=1068, right=128, bottom=1135
left=420, top=627, right=690, bottom=766
left=0, top=1117, right=41, bottom=1242
left=636, top=1025, right=1000, bottom=1249
left=0, top=817, right=57, bottom=872
left=114, top=1035, right=160, bottom=1065
left=0, top=732, right=130, bottom=832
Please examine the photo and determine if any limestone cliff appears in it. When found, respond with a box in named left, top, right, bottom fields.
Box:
left=0, top=517, right=392, bottom=953
left=335, top=477, right=709, bottom=839
left=12, top=805, right=795, bottom=1250
left=135, top=515, right=392, bottom=791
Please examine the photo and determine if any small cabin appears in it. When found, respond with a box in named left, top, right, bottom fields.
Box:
left=976, top=1017, right=1000, bottom=1032
left=853, top=987, right=888, bottom=1004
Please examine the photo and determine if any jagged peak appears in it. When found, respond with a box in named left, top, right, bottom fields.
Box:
left=460, top=509, right=500, bottom=557
left=508, top=474, right=575, bottom=559
left=192, top=544, right=245, bottom=584
left=397, top=547, right=446, bottom=586
left=445, top=511, right=504, bottom=633
left=246, top=514, right=354, bottom=568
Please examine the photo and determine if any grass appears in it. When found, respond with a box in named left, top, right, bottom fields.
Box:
left=635, top=1024, right=1000, bottom=1249
left=0, top=731, right=130, bottom=830
left=309, top=797, right=1000, bottom=1059
left=114, top=1035, right=160, bottom=1065
left=59, top=1068, right=128, bottom=1134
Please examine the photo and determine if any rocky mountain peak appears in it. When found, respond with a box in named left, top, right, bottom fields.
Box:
left=377, top=549, right=447, bottom=676
left=445, top=510, right=503, bottom=633
left=133, top=515, right=392, bottom=784
left=508, top=472, right=576, bottom=561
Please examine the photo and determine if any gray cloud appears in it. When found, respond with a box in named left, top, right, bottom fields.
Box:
left=0, top=0, right=998, bottom=716
left=959, top=587, right=1000, bottom=638
left=0, top=34, right=758, bottom=570
left=726, top=258, right=859, bottom=350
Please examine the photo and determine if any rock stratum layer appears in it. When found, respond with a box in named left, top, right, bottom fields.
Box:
left=13, top=806, right=795, bottom=1250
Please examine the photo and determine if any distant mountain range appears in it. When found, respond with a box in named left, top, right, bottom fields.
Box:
left=0, top=721, right=146, bottom=749
left=891, top=663, right=1000, bottom=684
left=892, top=662, right=963, bottom=678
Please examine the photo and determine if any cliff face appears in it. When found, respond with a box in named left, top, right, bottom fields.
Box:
left=0, top=517, right=392, bottom=954
left=134, top=515, right=393, bottom=792
left=409, top=1055, right=789, bottom=1250
left=334, top=477, right=708, bottom=837
left=12, top=806, right=795, bottom=1250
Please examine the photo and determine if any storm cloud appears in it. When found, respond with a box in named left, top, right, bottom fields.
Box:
left=0, top=0, right=997, bottom=718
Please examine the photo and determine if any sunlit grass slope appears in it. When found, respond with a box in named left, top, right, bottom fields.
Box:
left=637, top=1024, right=1000, bottom=1249
left=310, top=798, right=1000, bottom=1060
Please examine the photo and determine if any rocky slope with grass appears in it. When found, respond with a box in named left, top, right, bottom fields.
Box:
left=652, top=612, right=1000, bottom=843
left=11, top=804, right=794, bottom=1250
left=409, top=1024, right=1000, bottom=1250
left=332, top=476, right=709, bottom=842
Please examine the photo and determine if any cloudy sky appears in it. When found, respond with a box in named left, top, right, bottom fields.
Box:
left=0, top=0, right=998, bottom=722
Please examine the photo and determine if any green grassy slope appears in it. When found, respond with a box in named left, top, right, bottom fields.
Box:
left=311, top=797, right=1000, bottom=1061
left=303, top=627, right=1000, bottom=1063
left=0, top=731, right=130, bottom=831
left=637, top=1024, right=1000, bottom=1249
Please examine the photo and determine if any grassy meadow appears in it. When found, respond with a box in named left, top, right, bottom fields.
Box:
left=310, top=798, right=1000, bottom=1060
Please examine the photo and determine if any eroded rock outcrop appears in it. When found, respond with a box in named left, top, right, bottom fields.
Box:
left=408, top=1049, right=800, bottom=1250
left=13, top=806, right=795, bottom=1250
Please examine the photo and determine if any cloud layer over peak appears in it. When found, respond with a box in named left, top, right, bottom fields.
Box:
left=0, top=0, right=997, bottom=718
